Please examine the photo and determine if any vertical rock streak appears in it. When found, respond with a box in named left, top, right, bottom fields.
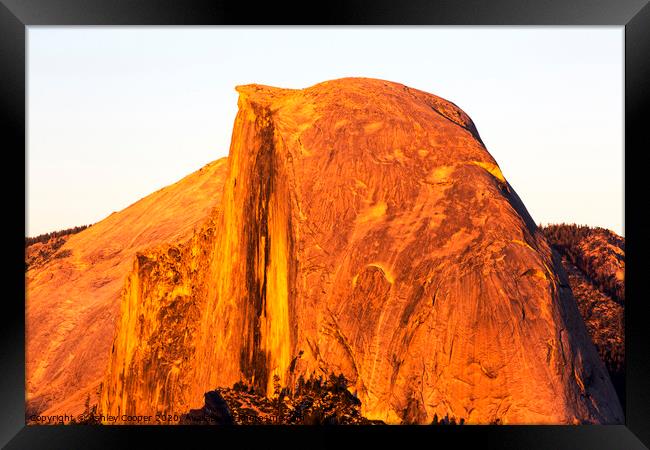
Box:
left=233, top=103, right=292, bottom=394
left=192, top=96, right=294, bottom=402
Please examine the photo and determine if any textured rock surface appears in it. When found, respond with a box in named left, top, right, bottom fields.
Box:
left=101, top=78, right=622, bottom=424
left=100, top=213, right=220, bottom=419
left=25, top=159, right=228, bottom=417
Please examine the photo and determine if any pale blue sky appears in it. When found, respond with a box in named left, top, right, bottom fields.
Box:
left=27, top=27, right=624, bottom=237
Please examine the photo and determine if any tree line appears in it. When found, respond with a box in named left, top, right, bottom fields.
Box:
left=25, top=224, right=92, bottom=247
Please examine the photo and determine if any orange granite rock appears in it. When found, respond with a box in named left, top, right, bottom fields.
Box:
left=100, top=78, right=622, bottom=424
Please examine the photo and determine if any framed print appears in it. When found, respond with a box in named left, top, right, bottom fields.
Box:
left=2, top=1, right=649, bottom=448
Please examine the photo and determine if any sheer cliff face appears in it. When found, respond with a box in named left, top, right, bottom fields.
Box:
left=101, top=78, right=622, bottom=424
left=100, top=214, right=220, bottom=419
left=25, top=159, right=228, bottom=417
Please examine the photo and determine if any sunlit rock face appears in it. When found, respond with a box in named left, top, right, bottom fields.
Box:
left=102, top=77, right=622, bottom=424
left=25, top=159, right=228, bottom=418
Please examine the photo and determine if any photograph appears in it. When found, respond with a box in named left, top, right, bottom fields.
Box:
left=24, top=27, right=625, bottom=426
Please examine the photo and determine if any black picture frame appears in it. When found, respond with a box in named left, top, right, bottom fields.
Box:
left=2, top=1, right=648, bottom=448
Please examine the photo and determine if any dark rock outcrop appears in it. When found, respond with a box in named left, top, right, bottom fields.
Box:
left=180, top=376, right=383, bottom=425
left=181, top=391, right=234, bottom=425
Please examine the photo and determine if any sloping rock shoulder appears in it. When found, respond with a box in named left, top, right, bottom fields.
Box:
left=26, top=158, right=228, bottom=417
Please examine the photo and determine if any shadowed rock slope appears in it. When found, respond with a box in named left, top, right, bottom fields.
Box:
left=542, top=224, right=624, bottom=305
left=542, top=224, right=625, bottom=408
left=100, top=78, right=622, bottom=424
left=25, top=158, right=228, bottom=418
